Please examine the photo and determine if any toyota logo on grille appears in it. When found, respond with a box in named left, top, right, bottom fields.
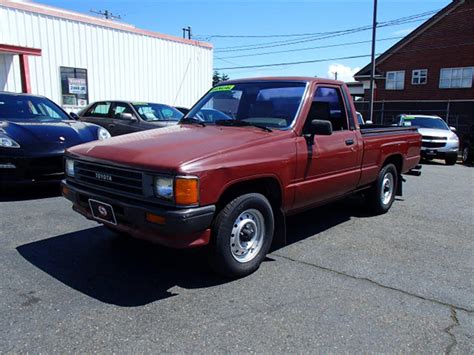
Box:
left=95, top=172, right=112, bottom=181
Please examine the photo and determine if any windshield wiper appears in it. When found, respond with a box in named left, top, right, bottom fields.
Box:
left=215, top=120, right=272, bottom=132
left=180, top=117, right=206, bottom=127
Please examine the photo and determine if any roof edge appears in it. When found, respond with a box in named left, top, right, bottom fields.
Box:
left=0, top=0, right=213, bottom=50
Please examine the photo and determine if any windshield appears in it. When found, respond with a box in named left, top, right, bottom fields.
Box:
left=0, top=94, right=69, bottom=121
left=132, top=103, right=184, bottom=122
left=186, top=81, right=307, bottom=129
left=401, top=116, right=449, bottom=130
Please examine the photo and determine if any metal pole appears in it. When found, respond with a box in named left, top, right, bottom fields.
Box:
left=368, top=0, right=378, bottom=123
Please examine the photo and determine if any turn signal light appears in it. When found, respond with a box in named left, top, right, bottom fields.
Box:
left=146, top=213, right=166, bottom=225
left=175, top=177, right=199, bottom=205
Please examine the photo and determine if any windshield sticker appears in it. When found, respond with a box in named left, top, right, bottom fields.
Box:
left=133, top=102, right=148, bottom=105
left=211, top=85, right=235, bottom=93
left=403, top=116, right=416, bottom=120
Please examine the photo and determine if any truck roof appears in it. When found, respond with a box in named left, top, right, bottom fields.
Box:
left=221, top=76, right=345, bottom=86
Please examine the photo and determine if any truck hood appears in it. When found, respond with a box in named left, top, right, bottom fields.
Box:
left=67, top=124, right=282, bottom=172
left=417, top=127, right=455, bottom=138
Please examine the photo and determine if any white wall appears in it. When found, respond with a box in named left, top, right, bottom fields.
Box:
left=0, top=4, right=213, bottom=109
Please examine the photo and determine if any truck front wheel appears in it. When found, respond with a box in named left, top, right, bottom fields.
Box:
left=367, top=163, right=398, bottom=215
left=209, top=193, right=274, bottom=278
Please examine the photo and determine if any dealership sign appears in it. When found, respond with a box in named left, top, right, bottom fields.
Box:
left=68, top=78, right=87, bottom=94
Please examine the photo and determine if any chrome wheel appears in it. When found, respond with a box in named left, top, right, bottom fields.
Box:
left=380, top=172, right=394, bottom=206
left=230, top=209, right=265, bottom=263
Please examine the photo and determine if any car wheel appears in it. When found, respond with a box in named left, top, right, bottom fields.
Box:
left=367, top=163, right=398, bottom=215
left=445, top=155, right=457, bottom=165
left=209, top=193, right=274, bottom=278
left=462, top=146, right=471, bottom=164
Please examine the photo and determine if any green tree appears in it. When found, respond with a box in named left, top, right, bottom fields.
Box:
left=213, top=70, right=230, bottom=86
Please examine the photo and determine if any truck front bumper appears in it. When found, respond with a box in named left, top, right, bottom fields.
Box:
left=61, top=180, right=215, bottom=248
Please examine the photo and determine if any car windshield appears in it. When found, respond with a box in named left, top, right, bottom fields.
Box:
left=185, top=81, right=307, bottom=129
left=132, top=103, right=184, bottom=122
left=401, top=116, right=449, bottom=130
left=0, top=94, right=69, bottom=121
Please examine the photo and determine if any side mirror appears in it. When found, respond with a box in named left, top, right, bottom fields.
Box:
left=70, top=112, right=79, bottom=120
left=310, top=119, right=333, bottom=136
left=119, top=112, right=137, bottom=121
left=304, top=119, right=332, bottom=144
left=450, top=126, right=457, bottom=132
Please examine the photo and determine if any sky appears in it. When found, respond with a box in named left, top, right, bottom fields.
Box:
left=36, top=0, right=450, bottom=81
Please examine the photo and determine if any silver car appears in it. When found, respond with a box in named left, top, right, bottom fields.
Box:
left=396, top=114, right=459, bottom=165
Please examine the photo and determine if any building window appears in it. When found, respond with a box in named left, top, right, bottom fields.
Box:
left=60, top=67, right=89, bottom=107
left=439, top=67, right=473, bottom=89
left=386, top=71, right=405, bottom=90
left=412, top=69, right=427, bottom=85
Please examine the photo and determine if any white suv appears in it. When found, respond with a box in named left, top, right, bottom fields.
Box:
left=396, top=114, right=459, bottom=165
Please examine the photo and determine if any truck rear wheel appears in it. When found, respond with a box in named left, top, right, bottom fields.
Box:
left=209, top=193, right=274, bottom=278
left=367, top=163, right=397, bottom=215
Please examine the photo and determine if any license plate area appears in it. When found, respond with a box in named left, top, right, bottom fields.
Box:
left=89, top=199, right=117, bottom=225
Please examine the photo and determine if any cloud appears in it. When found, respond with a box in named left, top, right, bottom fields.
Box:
left=393, top=28, right=415, bottom=36
left=326, top=64, right=361, bottom=82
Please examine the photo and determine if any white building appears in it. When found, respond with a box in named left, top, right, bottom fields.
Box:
left=0, top=0, right=213, bottom=111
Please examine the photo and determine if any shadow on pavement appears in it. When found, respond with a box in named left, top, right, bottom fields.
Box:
left=17, top=226, right=227, bottom=307
left=0, top=183, right=61, bottom=202
left=17, top=196, right=371, bottom=307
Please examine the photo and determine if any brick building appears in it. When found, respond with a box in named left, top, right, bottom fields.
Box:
left=354, top=0, right=474, bottom=134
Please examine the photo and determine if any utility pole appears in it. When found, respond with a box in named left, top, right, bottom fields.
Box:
left=368, top=0, right=378, bottom=123
left=90, top=9, right=121, bottom=20
left=332, top=71, right=338, bottom=80
left=182, top=26, right=192, bottom=40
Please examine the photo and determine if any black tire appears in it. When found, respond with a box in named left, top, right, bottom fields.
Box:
left=445, top=155, right=457, bottom=165
left=462, top=146, right=472, bottom=164
left=367, top=163, right=398, bottom=215
left=209, top=193, right=274, bottom=278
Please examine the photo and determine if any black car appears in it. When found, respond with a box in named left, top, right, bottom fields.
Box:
left=0, top=92, right=111, bottom=185
left=461, top=125, right=474, bottom=164
left=79, top=101, right=183, bottom=136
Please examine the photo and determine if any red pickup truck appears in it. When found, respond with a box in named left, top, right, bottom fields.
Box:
left=62, top=77, right=421, bottom=277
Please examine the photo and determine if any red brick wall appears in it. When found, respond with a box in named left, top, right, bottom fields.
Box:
left=368, top=0, right=474, bottom=101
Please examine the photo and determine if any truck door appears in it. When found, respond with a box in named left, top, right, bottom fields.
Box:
left=294, top=85, right=362, bottom=210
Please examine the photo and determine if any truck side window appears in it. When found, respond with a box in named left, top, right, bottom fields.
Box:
left=310, top=87, right=348, bottom=131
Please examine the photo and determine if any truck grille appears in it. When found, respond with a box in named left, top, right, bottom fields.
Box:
left=74, top=161, right=143, bottom=196
left=422, top=136, right=447, bottom=148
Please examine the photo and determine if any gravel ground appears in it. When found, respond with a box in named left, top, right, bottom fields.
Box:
left=0, top=161, right=472, bottom=353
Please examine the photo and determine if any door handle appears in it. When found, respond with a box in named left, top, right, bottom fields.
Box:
left=345, top=139, right=354, bottom=146
left=108, top=124, right=115, bottom=128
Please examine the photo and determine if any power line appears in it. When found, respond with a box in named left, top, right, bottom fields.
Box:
left=215, top=36, right=403, bottom=60
left=200, top=9, right=439, bottom=40
left=213, top=42, right=474, bottom=71
left=213, top=10, right=437, bottom=52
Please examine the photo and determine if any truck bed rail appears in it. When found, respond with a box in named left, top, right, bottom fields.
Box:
left=360, top=125, right=418, bottom=135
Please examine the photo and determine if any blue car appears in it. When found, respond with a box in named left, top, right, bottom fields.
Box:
left=0, top=92, right=111, bottom=185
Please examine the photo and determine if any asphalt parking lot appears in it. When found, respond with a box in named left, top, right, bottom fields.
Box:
left=0, top=162, right=472, bottom=353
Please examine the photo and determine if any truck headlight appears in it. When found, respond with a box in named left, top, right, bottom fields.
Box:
left=0, top=134, right=20, bottom=148
left=98, top=127, right=111, bottom=140
left=154, top=176, right=199, bottom=205
left=154, top=177, right=174, bottom=200
left=65, top=159, right=75, bottom=177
